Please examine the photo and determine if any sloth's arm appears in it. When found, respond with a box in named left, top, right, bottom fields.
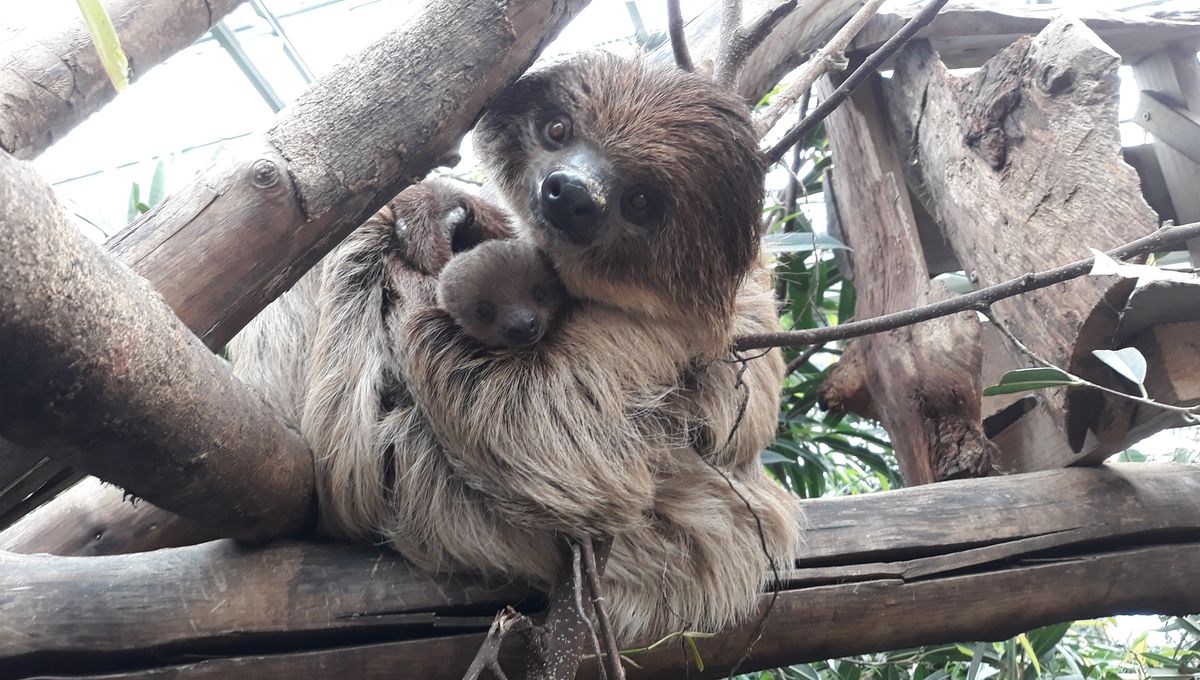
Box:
left=398, top=306, right=681, bottom=536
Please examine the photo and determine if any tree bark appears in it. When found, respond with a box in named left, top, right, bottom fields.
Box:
left=0, top=150, right=314, bottom=543
left=4, top=464, right=1197, bottom=678
left=882, top=18, right=1160, bottom=471
left=0, top=0, right=590, bottom=541
left=817, top=74, right=994, bottom=484
left=0, top=0, right=245, bottom=159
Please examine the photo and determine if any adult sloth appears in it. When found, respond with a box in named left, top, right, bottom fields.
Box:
left=241, top=53, right=799, bottom=643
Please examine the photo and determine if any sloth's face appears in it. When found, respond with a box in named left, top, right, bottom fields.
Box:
left=474, top=53, right=764, bottom=323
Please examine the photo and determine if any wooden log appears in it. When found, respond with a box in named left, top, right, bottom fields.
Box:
left=817, top=73, right=994, bottom=484
left=647, top=0, right=866, bottom=104
left=849, top=2, right=1200, bottom=69
left=0, top=477, right=214, bottom=556
left=0, top=0, right=590, bottom=539
left=6, top=464, right=1199, bottom=678
left=882, top=18, right=1160, bottom=471
left=1132, top=46, right=1200, bottom=265
left=0, top=150, right=314, bottom=543
left=0, top=0, right=245, bottom=159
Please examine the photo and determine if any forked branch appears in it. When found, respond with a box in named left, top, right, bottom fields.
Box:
left=735, top=221, right=1200, bottom=351
left=715, top=0, right=799, bottom=86
left=763, top=0, right=949, bottom=163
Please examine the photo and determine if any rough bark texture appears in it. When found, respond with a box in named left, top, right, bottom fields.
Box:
left=0, top=0, right=245, bottom=159
left=0, top=477, right=214, bottom=556
left=849, top=2, right=1200, bottom=69
left=882, top=18, right=1160, bottom=472
left=4, top=464, right=1198, bottom=678
left=818, top=74, right=994, bottom=485
left=108, top=0, right=589, bottom=350
left=0, top=0, right=589, bottom=537
left=0, top=151, right=314, bottom=542
left=648, top=0, right=866, bottom=104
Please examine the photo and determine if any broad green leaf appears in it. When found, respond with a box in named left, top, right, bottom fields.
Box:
left=1092, top=348, right=1148, bottom=387
left=760, top=450, right=792, bottom=465
left=126, top=181, right=141, bottom=224
left=77, top=0, right=129, bottom=92
left=148, top=159, right=168, bottom=207
left=983, top=368, right=1079, bottom=396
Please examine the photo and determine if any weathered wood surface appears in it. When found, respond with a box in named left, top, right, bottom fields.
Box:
left=850, top=3, right=1200, bottom=69
left=648, top=0, right=866, bottom=103
left=817, top=74, right=993, bottom=484
left=6, top=464, right=1199, bottom=679
left=0, top=0, right=245, bottom=159
left=0, top=151, right=314, bottom=543
left=883, top=19, right=1160, bottom=472
left=0, top=440, right=79, bottom=532
left=0, top=477, right=214, bottom=556
left=1132, top=47, right=1200, bottom=264
left=0, top=0, right=589, bottom=536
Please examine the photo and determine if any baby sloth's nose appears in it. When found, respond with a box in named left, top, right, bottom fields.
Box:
left=502, top=311, right=542, bottom=347
left=540, top=170, right=601, bottom=240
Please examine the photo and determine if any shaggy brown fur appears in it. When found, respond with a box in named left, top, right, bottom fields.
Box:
left=231, top=53, right=799, bottom=643
left=437, top=239, right=567, bottom=349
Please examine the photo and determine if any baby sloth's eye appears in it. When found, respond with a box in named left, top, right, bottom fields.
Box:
left=475, top=300, right=496, bottom=323
left=620, top=185, right=664, bottom=226
left=543, top=116, right=572, bottom=148
left=532, top=285, right=547, bottom=304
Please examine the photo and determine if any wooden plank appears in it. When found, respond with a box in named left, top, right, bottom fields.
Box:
left=1132, top=47, right=1200, bottom=265
left=6, top=463, right=1196, bottom=675
left=1123, top=143, right=1178, bottom=223
left=21, top=544, right=1200, bottom=679
left=882, top=18, right=1160, bottom=471
left=850, top=3, right=1200, bottom=69
left=1136, top=91, right=1200, bottom=166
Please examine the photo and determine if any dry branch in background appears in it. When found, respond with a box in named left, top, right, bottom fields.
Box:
left=0, top=0, right=246, bottom=159
left=734, top=220, right=1200, bottom=351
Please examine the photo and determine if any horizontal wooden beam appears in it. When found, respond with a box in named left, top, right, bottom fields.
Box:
left=5, top=464, right=1198, bottom=678
left=850, top=3, right=1200, bottom=69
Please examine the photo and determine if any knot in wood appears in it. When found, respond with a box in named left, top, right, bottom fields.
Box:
left=251, top=159, right=280, bottom=189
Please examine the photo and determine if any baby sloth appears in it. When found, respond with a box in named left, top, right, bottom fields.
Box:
left=437, top=239, right=566, bottom=349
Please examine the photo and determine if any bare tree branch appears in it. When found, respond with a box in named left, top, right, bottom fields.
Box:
left=763, top=0, right=950, bottom=164
left=716, top=0, right=799, bottom=87
left=736, top=220, right=1200, bottom=351
left=755, top=0, right=887, bottom=136
left=784, top=342, right=826, bottom=375
left=462, top=607, right=531, bottom=680
left=581, top=538, right=623, bottom=680
left=666, top=0, right=693, bottom=72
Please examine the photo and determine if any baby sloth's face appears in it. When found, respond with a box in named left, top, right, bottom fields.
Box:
left=436, top=239, right=567, bottom=349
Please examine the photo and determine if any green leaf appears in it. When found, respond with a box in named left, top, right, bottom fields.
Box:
left=76, top=0, right=129, bottom=92
left=148, top=158, right=168, bottom=207
left=1092, top=348, right=1148, bottom=387
left=983, top=368, right=1079, bottom=396
left=760, top=450, right=792, bottom=465
left=684, top=634, right=705, bottom=671
left=1017, top=633, right=1042, bottom=676
left=126, top=181, right=142, bottom=224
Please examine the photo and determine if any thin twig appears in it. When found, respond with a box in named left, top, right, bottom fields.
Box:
left=581, top=537, right=625, bottom=680
left=716, top=0, right=799, bottom=86
left=763, top=0, right=949, bottom=163
left=667, top=0, right=693, bottom=72
left=984, top=309, right=1200, bottom=417
left=462, top=607, right=531, bottom=680
left=735, top=221, right=1200, bottom=351
left=785, top=342, right=826, bottom=375
left=571, top=540, right=607, bottom=679
left=755, top=0, right=887, bottom=135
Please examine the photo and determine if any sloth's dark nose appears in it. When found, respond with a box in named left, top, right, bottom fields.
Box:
left=503, top=315, right=542, bottom=347
left=540, top=170, right=601, bottom=239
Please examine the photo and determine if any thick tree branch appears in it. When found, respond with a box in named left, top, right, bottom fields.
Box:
left=0, top=0, right=245, bottom=159
left=716, top=1, right=799, bottom=87
left=0, top=150, right=314, bottom=542
left=755, top=0, right=886, bottom=136
left=737, top=221, right=1200, bottom=350
left=666, top=0, right=693, bottom=72
left=763, top=0, right=950, bottom=164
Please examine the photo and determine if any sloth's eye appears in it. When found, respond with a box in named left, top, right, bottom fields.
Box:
left=621, top=185, right=664, bottom=226
left=543, top=116, right=571, bottom=147
left=532, top=285, right=547, bottom=303
left=475, top=300, right=496, bottom=322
